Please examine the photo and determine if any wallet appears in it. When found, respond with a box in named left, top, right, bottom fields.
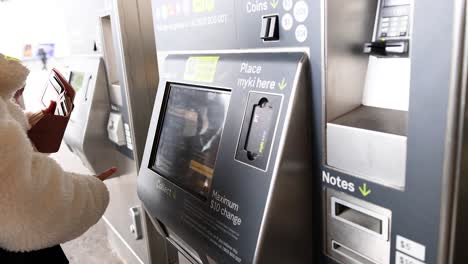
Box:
left=28, top=68, right=75, bottom=153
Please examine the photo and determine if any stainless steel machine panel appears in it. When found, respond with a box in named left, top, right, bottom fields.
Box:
left=143, top=1, right=468, bottom=264
left=64, top=55, right=118, bottom=175
left=96, top=0, right=160, bottom=262
left=138, top=53, right=314, bottom=264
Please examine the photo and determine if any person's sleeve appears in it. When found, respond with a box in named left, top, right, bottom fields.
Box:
left=0, top=99, right=109, bottom=252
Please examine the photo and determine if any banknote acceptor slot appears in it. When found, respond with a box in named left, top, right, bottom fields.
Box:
left=326, top=188, right=392, bottom=264
left=236, top=93, right=282, bottom=170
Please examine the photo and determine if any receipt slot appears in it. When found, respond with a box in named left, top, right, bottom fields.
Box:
left=138, top=53, right=314, bottom=264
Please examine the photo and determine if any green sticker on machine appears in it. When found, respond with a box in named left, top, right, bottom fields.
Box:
left=184, top=56, right=219, bottom=83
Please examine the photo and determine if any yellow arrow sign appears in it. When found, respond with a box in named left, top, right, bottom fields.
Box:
left=278, top=78, right=287, bottom=90
left=359, top=183, right=372, bottom=197
left=270, top=0, right=279, bottom=9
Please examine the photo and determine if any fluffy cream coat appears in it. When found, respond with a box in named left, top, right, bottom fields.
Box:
left=0, top=54, right=109, bottom=252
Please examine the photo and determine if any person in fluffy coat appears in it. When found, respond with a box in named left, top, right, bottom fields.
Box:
left=0, top=54, right=116, bottom=263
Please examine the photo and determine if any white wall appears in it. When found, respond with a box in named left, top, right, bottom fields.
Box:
left=63, top=0, right=108, bottom=55
left=0, top=0, right=107, bottom=58
left=0, top=0, right=108, bottom=111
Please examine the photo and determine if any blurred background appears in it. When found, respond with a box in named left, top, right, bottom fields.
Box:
left=0, top=0, right=136, bottom=263
left=0, top=0, right=109, bottom=111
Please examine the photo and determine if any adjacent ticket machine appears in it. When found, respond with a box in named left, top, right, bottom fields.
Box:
left=63, top=55, right=118, bottom=174
left=60, top=0, right=160, bottom=263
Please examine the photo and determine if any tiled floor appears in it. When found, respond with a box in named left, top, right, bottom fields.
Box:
left=62, top=220, right=124, bottom=264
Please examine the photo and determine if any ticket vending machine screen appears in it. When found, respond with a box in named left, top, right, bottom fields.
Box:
left=150, top=84, right=230, bottom=200
left=69, top=71, right=85, bottom=92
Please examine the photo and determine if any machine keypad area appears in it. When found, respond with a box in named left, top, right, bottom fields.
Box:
left=378, top=3, right=411, bottom=39
left=380, top=16, right=409, bottom=38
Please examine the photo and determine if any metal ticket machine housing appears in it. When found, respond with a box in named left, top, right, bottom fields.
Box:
left=139, top=0, right=468, bottom=264
left=96, top=0, right=160, bottom=262
left=138, top=1, right=317, bottom=263
left=63, top=55, right=118, bottom=175
left=139, top=53, right=314, bottom=264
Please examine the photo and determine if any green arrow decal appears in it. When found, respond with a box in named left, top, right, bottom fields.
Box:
left=359, top=183, right=371, bottom=197
left=270, top=0, right=279, bottom=9
left=278, top=78, right=287, bottom=90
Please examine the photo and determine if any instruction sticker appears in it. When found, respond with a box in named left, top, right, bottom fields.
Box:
left=184, top=56, right=219, bottom=83
left=396, top=235, right=426, bottom=261
left=395, top=251, right=425, bottom=264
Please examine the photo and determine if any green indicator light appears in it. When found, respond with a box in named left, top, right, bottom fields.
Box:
left=259, top=141, right=265, bottom=154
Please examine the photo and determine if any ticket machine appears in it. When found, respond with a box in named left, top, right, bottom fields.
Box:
left=139, top=0, right=468, bottom=264
left=63, top=55, right=118, bottom=175
left=139, top=53, right=314, bottom=264
left=138, top=1, right=317, bottom=263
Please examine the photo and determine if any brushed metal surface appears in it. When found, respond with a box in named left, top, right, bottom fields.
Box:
left=325, top=188, right=391, bottom=264
left=114, top=0, right=159, bottom=168
left=95, top=0, right=161, bottom=263
left=331, top=106, right=407, bottom=136
left=324, top=0, right=409, bottom=190
left=445, top=1, right=468, bottom=263
left=253, top=56, right=316, bottom=264
left=325, top=0, right=378, bottom=122
left=64, top=55, right=119, bottom=175
left=327, top=122, right=407, bottom=189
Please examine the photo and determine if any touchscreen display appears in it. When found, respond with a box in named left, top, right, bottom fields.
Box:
left=151, top=84, right=230, bottom=200
left=69, top=71, right=85, bottom=92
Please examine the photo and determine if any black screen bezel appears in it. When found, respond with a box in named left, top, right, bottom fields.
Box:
left=148, top=82, right=231, bottom=201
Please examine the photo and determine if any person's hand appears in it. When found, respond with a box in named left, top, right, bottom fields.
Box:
left=13, top=85, right=26, bottom=107
left=53, top=68, right=75, bottom=101
left=28, top=101, right=57, bottom=127
left=96, top=167, right=117, bottom=181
